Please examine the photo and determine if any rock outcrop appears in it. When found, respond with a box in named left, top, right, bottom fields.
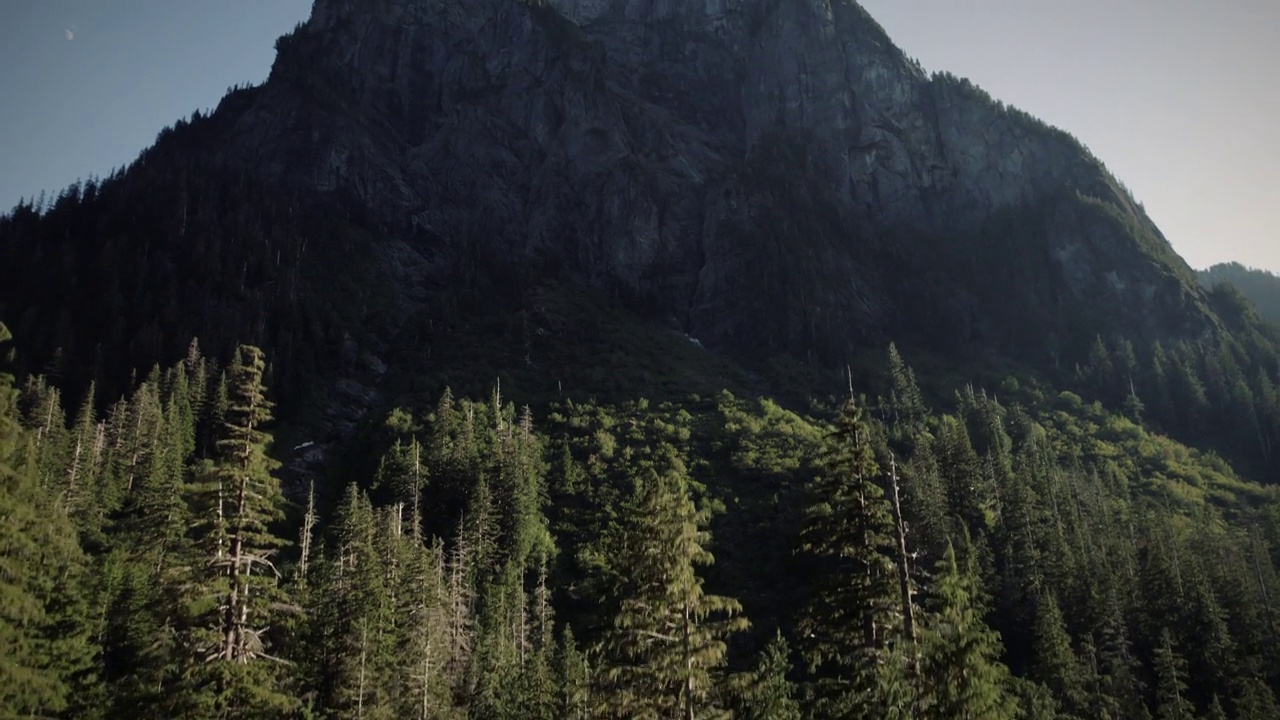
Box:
left=204, top=0, right=1212, bottom=361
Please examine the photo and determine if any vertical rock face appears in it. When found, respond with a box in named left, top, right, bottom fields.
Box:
left=215, top=0, right=1210, bottom=363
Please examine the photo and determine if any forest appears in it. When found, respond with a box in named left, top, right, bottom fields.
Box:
left=5, top=322, right=1280, bottom=720
left=1200, top=264, right=1280, bottom=328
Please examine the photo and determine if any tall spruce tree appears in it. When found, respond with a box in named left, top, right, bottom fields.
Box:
left=919, top=541, right=1014, bottom=720
left=1031, top=592, right=1088, bottom=716
left=596, top=449, right=748, bottom=720
left=735, top=631, right=802, bottom=720
left=315, top=484, right=396, bottom=720
left=0, top=323, right=89, bottom=717
left=797, top=397, right=905, bottom=716
left=185, top=345, right=295, bottom=718
left=1152, top=629, right=1195, bottom=720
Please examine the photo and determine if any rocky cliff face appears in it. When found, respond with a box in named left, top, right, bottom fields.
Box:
left=209, top=0, right=1212, bottom=363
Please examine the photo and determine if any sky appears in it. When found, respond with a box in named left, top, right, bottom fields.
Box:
left=0, top=1, right=1276, bottom=272
left=859, top=0, right=1280, bottom=273
left=0, top=0, right=311, bottom=205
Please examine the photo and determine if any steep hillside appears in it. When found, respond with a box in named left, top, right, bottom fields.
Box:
left=1201, top=262, right=1280, bottom=326
left=1, top=0, right=1224, bottom=392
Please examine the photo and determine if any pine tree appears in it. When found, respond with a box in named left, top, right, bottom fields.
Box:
left=1010, top=677, right=1062, bottom=720
left=936, top=414, right=990, bottom=534
left=0, top=323, right=85, bottom=717
left=62, top=382, right=102, bottom=531
left=595, top=451, right=748, bottom=720
left=558, top=626, right=592, bottom=720
left=886, top=343, right=927, bottom=435
left=735, top=631, right=801, bottom=720
left=1152, top=629, right=1194, bottom=720
left=1094, top=587, right=1147, bottom=720
left=390, top=532, right=452, bottom=720
left=317, top=484, right=395, bottom=720
left=918, top=541, right=1014, bottom=720
left=185, top=345, right=295, bottom=718
left=797, top=398, right=903, bottom=714
left=1031, top=592, right=1087, bottom=715
left=99, top=389, right=197, bottom=716
left=1204, top=695, right=1227, bottom=720
left=1232, top=676, right=1280, bottom=720
left=374, top=437, right=427, bottom=538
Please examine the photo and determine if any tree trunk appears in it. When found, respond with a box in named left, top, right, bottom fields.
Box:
left=888, top=454, right=917, bottom=649
left=684, top=599, right=694, bottom=720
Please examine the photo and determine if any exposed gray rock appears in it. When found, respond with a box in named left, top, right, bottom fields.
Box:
left=214, top=0, right=1213, bottom=363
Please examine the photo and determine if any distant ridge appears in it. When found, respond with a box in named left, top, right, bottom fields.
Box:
left=1200, top=261, right=1280, bottom=326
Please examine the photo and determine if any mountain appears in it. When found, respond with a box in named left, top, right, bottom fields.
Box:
left=1201, top=262, right=1280, bottom=325
left=0, top=0, right=1226, bottom=401
left=5, top=2, right=1280, bottom=718
left=259, top=0, right=1216, bottom=358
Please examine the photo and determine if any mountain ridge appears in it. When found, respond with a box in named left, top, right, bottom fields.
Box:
left=0, top=0, right=1263, bottom=459
left=1200, top=262, right=1280, bottom=327
left=208, top=0, right=1215, bottom=357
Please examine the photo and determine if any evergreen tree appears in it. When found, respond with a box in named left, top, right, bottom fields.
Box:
left=918, top=542, right=1014, bottom=720
left=797, top=397, right=906, bottom=716
left=1204, top=695, right=1227, bottom=720
left=1152, top=629, right=1195, bottom=720
left=558, top=626, right=592, bottom=720
left=0, top=323, right=89, bottom=717
left=595, top=450, right=748, bottom=720
left=886, top=343, right=927, bottom=434
left=735, top=631, right=802, bottom=720
left=184, top=345, right=295, bottom=718
left=1232, top=677, right=1280, bottom=720
left=1031, top=592, right=1087, bottom=716
left=391, top=534, right=452, bottom=720
left=315, top=484, right=395, bottom=719
left=936, top=414, right=990, bottom=534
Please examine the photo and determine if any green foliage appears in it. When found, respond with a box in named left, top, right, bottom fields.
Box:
left=593, top=449, right=749, bottom=719
left=735, top=631, right=802, bottom=720
left=918, top=542, right=1015, bottom=720
left=0, top=323, right=91, bottom=718
left=1152, top=629, right=1195, bottom=720
left=1200, top=262, right=1280, bottom=327
left=797, top=397, right=905, bottom=714
left=5, top=326, right=1280, bottom=719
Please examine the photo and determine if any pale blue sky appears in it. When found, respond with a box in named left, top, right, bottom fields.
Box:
left=1, top=1, right=1276, bottom=272
left=0, top=0, right=310, bottom=206
left=860, top=0, right=1280, bottom=273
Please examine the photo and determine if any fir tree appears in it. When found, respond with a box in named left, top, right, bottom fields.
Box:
left=918, top=541, right=1014, bottom=720
left=595, top=451, right=748, bottom=720
left=185, top=345, right=295, bottom=718
left=314, top=485, right=394, bottom=719
left=1031, top=592, right=1087, bottom=715
left=1232, top=676, right=1280, bottom=720
left=735, top=631, right=801, bottom=720
left=1152, top=629, right=1194, bottom=720
left=797, top=397, right=903, bottom=715
left=886, top=343, right=927, bottom=434
left=0, top=323, right=87, bottom=717
left=558, top=626, right=592, bottom=720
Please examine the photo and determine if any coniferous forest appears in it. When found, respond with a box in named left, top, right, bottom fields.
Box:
left=5, top=321, right=1280, bottom=719
left=6, top=2, right=1280, bottom=719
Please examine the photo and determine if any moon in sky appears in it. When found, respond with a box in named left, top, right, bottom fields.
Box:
left=65, top=28, right=75, bottom=41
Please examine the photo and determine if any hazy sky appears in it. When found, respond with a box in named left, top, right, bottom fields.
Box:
left=859, top=0, right=1280, bottom=273
left=1, top=1, right=1276, bottom=272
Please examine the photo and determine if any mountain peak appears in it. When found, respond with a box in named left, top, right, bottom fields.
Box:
left=3, top=0, right=1217, bottom=404
left=258, top=0, right=1207, bottom=359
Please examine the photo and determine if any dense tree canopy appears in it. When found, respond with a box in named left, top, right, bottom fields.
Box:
left=0, top=333, right=1277, bottom=719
